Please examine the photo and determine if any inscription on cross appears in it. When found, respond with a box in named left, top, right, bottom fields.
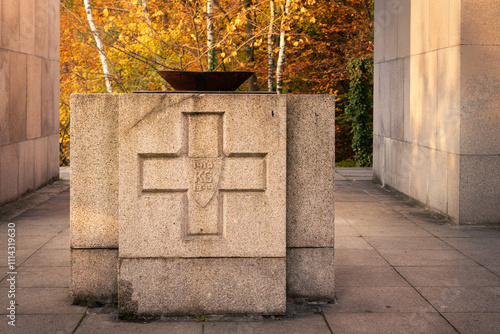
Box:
left=140, top=113, right=267, bottom=237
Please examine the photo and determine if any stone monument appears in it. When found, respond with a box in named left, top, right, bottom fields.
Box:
left=70, top=93, right=334, bottom=316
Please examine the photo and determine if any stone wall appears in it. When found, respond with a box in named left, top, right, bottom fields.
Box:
left=0, top=0, right=60, bottom=205
left=374, top=0, right=500, bottom=225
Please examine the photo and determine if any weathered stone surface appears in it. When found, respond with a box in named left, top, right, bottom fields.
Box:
left=0, top=143, right=19, bottom=204
left=0, top=0, right=59, bottom=207
left=460, top=45, right=500, bottom=155
left=118, top=258, right=286, bottom=316
left=429, top=0, right=450, bottom=51
left=118, top=94, right=286, bottom=258
left=47, top=0, right=60, bottom=61
left=19, top=0, right=36, bottom=55
left=286, top=95, right=335, bottom=248
left=26, top=55, right=42, bottom=140
left=410, top=0, right=429, bottom=55
left=70, top=93, right=334, bottom=315
left=18, top=139, right=35, bottom=195
left=462, top=0, right=500, bottom=45
left=48, top=133, right=59, bottom=179
left=436, top=46, right=460, bottom=154
left=70, top=94, right=119, bottom=248
left=8, top=51, right=27, bottom=144
left=397, top=0, right=411, bottom=58
left=0, top=49, right=10, bottom=146
left=459, top=155, right=500, bottom=225
left=375, top=0, right=500, bottom=225
left=286, top=247, right=335, bottom=300
left=34, top=136, right=48, bottom=188
left=41, top=59, right=56, bottom=137
left=70, top=249, right=118, bottom=302
left=1, top=0, right=20, bottom=51
left=35, top=0, right=48, bottom=57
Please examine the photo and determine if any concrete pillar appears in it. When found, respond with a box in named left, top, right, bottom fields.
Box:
left=374, top=0, right=500, bottom=225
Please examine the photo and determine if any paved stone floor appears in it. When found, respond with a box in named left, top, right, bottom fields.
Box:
left=0, top=167, right=499, bottom=333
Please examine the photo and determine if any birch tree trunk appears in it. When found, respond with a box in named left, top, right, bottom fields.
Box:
left=207, top=0, right=216, bottom=71
left=83, top=0, right=113, bottom=93
left=275, top=0, right=290, bottom=94
left=267, top=0, right=275, bottom=91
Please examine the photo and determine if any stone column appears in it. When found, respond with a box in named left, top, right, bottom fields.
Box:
left=374, top=0, right=500, bottom=225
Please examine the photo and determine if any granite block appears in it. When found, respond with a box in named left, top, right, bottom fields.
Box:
left=459, top=155, right=500, bottom=225
left=41, top=59, right=56, bottom=137
left=429, top=0, right=450, bottom=50
left=396, top=140, right=411, bottom=196
left=390, top=59, right=404, bottom=141
left=19, top=0, right=36, bottom=55
left=18, top=139, right=35, bottom=195
left=70, top=94, right=119, bottom=248
left=402, top=56, right=410, bottom=143
left=0, top=49, right=9, bottom=146
left=286, top=95, right=334, bottom=248
left=26, top=55, right=42, bottom=140
left=48, top=133, right=59, bottom=178
left=373, top=0, right=385, bottom=64
left=447, top=153, right=460, bottom=224
left=8, top=51, right=27, bottom=144
left=384, top=0, right=398, bottom=61
left=397, top=0, right=411, bottom=58
left=34, top=136, right=48, bottom=188
left=379, top=61, right=391, bottom=137
left=373, top=63, right=381, bottom=136
left=118, top=257, right=286, bottom=316
left=47, top=0, right=60, bottom=61
left=118, top=94, right=286, bottom=258
left=1, top=0, right=20, bottom=51
left=0, top=143, right=19, bottom=204
left=286, top=247, right=335, bottom=300
left=427, top=148, right=448, bottom=215
left=460, top=45, right=500, bottom=155
left=372, top=135, right=385, bottom=185
left=35, top=0, right=48, bottom=58
left=410, top=0, right=429, bottom=55
left=449, top=0, right=461, bottom=46
left=436, top=47, right=460, bottom=154
left=462, top=0, right=500, bottom=45
left=70, top=249, right=118, bottom=302
left=409, top=144, right=428, bottom=206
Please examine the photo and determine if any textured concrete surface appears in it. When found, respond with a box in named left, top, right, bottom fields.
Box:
left=1, top=168, right=500, bottom=333
left=286, top=95, right=335, bottom=248
left=0, top=0, right=59, bottom=206
left=70, top=94, right=336, bottom=313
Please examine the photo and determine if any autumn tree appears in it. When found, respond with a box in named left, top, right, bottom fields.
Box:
left=59, top=0, right=374, bottom=165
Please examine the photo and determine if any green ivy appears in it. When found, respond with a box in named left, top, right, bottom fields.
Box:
left=345, top=56, right=374, bottom=167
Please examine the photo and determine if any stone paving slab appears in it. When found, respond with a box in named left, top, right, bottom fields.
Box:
left=0, top=168, right=499, bottom=333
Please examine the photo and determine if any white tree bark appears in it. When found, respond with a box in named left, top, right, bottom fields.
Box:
left=275, top=0, right=290, bottom=94
left=267, top=0, right=275, bottom=91
left=83, top=0, right=113, bottom=93
left=207, top=0, right=216, bottom=71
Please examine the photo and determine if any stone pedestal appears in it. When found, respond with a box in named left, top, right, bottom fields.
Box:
left=70, top=93, right=335, bottom=316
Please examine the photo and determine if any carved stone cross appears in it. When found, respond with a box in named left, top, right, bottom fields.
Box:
left=140, top=113, right=267, bottom=237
